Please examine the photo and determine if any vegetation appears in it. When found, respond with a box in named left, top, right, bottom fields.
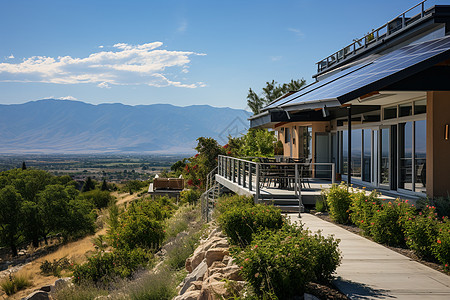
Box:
left=0, top=168, right=99, bottom=256
left=0, top=273, right=33, bottom=296
left=247, top=79, right=306, bottom=114
left=216, top=194, right=341, bottom=299
left=40, top=257, right=72, bottom=277
left=323, top=185, right=450, bottom=271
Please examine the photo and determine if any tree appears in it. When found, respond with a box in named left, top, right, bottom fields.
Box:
left=82, top=176, right=96, bottom=192
left=0, top=186, right=23, bottom=256
left=101, top=179, right=108, bottom=191
left=247, top=79, right=306, bottom=114
left=22, top=162, right=27, bottom=170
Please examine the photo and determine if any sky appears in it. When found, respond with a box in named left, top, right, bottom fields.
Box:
left=0, top=0, right=445, bottom=110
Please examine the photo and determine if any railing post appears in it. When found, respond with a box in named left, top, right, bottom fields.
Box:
left=332, top=163, right=335, bottom=184
left=243, top=161, right=246, bottom=188
left=294, top=164, right=298, bottom=197
left=232, top=159, right=235, bottom=183
left=237, top=160, right=241, bottom=185
left=249, top=163, right=253, bottom=191
left=255, top=163, right=260, bottom=204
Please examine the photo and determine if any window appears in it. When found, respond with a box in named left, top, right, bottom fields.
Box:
left=362, top=129, right=371, bottom=182
left=399, top=103, right=412, bottom=117
left=384, top=106, right=397, bottom=120
left=285, top=128, right=290, bottom=144
left=399, top=122, right=413, bottom=190
left=415, top=120, right=426, bottom=193
left=414, top=99, right=427, bottom=115
left=351, top=129, right=362, bottom=179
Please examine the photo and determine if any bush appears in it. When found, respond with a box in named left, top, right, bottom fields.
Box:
left=370, top=199, right=413, bottom=247
left=232, top=223, right=341, bottom=298
left=349, top=189, right=380, bottom=233
left=325, top=183, right=352, bottom=224
left=214, top=194, right=254, bottom=216
left=433, top=220, right=450, bottom=270
left=127, top=268, right=176, bottom=300
left=72, top=248, right=150, bottom=285
left=40, top=257, right=72, bottom=277
left=218, top=204, right=283, bottom=247
left=404, top=206, right=438, bottom=260
left=80, top=190, right=115, bottom=209
left=417, top=196, right=450, bottom=218
left=180, top=189, right=202, bottom=205
left=0, top=274, right=32, bottom=296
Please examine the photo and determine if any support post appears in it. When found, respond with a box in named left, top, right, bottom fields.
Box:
left=255, top=163, right=260, bottom=204
left=249, top=163, right=253, bottom=191
left=348, top=106, right=352, bottom=187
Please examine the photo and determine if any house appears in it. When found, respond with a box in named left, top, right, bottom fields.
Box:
left=249, top=1, right=450, bottom=199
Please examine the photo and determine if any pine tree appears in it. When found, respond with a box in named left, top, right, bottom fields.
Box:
left=101, top=179, right=108, bottom=191
left=22, top=161, right=27, bottom=170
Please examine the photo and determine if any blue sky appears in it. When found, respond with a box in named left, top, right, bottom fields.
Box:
left=0, top=0, right=442, bottom=109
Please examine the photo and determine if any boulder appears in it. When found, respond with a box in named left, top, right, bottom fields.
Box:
left=206, top=261, right=226, bottom=278
left=174, top=290, right=201, bottom=300
left=186, top=248, right=205, bottom=273
left=202, top=237, right=228, bottom=252
left=199, top=281, right=228, bottom=300
left=23, top=291, right=49, bottom=300
left=179, top=259, right=208, bottom=295
left=221, top=265, right=243, bottom=281
left=205, top=248, right=229, bottom=267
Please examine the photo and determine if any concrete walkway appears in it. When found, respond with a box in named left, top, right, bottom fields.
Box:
left=288, top=213, right=450, bottom=300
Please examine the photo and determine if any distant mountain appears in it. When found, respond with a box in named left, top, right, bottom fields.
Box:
left=0, top=99, right=250, bottom=154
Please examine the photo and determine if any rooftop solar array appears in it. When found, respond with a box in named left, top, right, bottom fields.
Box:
left=268, top=36, right=450, bottom=110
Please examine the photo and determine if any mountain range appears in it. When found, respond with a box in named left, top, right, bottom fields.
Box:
left=0, top=99, right=250, bottom=154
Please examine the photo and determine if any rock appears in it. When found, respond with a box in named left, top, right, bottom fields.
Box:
left=304, top=293, right=321, bottom=300
left=315, top=212, right=323, bottom=216
left=205, top=248, right=229, bottom=267
left=206, top=261, right=226, bottom=278
left=179, top=259, right=208, bottom=295
left=174, top=290, right=201, bottom=300
left=39, top=285, right=53, bottom=292
left=23, top=291, right=49, bottom=300
left=221, top=265, right=243, bottom=281
left=200, top=280, right=228, bottom=300
left=18, top=250, right=26, bottom=256
left=222, top=255, right=232, bottom=265
left=202, top=237, right=228, bottom=252
left=53, top=277, right=72, bottom=290
left=186, top=248, right=205, bottom=273
left=207, top=228, right=219, bottom=239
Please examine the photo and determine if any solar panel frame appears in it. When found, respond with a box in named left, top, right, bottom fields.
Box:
left=281, top=36, right=450, bottom=108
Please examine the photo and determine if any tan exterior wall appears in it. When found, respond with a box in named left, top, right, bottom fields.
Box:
left=426, top=91, right=450, bottom=198
left=275, top=121, right=330, bottom=161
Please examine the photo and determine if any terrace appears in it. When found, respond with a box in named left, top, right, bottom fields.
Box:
left=213, top=155, right=336, bottom=212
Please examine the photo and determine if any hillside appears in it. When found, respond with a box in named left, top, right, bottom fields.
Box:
left=0, top=99, right=250, bottom=154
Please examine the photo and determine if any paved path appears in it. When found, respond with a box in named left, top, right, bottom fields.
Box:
left=288, top=213, right=450, bottom=300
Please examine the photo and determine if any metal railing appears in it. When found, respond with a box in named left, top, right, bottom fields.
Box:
left=217, top=155, right=335, bottom=212
left=316, top=0, right=431, bottom=74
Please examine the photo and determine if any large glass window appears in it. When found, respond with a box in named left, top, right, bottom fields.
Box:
left=298, top=126, right=312, bottom=161
left=363, top=129, right=371, bottom=182
left=380, top=128, right=390, bottom=185
left=415, top=120, right=426, bottom=193
left=384, top=106, right=397, bottom=120
left=399, top=122, right=413, bottom=190
left=342, top=131, right=348, bottom=174
left=414, top=99, right=427, bottom=115
left=351, top=129, right=362, bottom=179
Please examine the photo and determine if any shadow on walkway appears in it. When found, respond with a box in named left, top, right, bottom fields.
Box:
left=334, top=277, right=394, bottom=299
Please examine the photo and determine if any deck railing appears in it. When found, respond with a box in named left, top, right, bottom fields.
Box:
left=217, top=155, right=335, bottom=212
left=316, top=0, right=432, bottom=74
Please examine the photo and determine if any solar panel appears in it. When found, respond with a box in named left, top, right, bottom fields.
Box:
left=263, top=54, right=378, bottom=110
left=281, top=36, right=450, bottom=108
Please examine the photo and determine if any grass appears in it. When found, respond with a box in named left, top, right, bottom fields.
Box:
left=125, top=268, right=177, bottom=300
left=52, top=283, right=109, bottom=300
left=0, top=272, right=33, bottom=296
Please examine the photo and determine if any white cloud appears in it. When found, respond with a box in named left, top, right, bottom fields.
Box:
left=0, top=42, right=206, bottom=88
left=288, top=28, right=305, bottom=39
left=7, top=54, right=14, bottom=59
left=98, top=45, right=104, bottom=49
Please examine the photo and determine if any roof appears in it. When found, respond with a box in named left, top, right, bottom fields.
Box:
left=253, top=36, right=450, bottom=119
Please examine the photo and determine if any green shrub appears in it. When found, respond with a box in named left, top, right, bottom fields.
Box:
left=180, top=189, right=202, bottom=205
left=417, top=196, right=450, bottom=218
left=218, top=204, right=283, bottom=247
left=325, top=183, right=352, bottom=224
left=214, top=194, right=254, bottom=216
left=433, top=219, right=450, bottom=270
left=40, top=257, right=72, bottom=277
left=72, top=248, right=150, bottom=285
left=232, top=223, right=341, bottom=298
left=0, top=274, right=32, bottom=296
left=52, top=283, right=108, bottom=300
left=404, top=206, right=438, bottom=260
left=127, top=268, right=176, bottom=300
left=370, top=199, right=413, bottom=247
left=315, top=197, right=327, bottom=212
left=80, top=190, right=115, bottom=209
left=349, top=189, right=380, bottom=233
left=165, top=232, right=201, bottom=270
